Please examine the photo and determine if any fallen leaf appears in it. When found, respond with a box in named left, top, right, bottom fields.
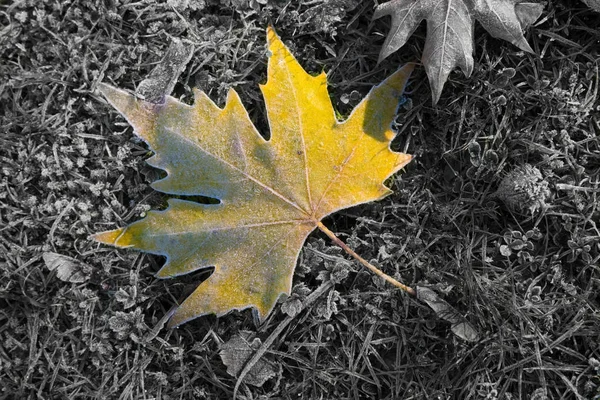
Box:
left=92, top=27, right=412, bottom=327
left=416, top=286, right=479, bottom=342
left=43, top=252, right=92, bottom=283
left=374, top=0, right=544, bottom=103
left=220, top=331, right=280, bottom=387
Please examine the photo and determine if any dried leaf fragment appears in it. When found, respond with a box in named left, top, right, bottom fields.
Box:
left=137, top=37, right=194, bottom=104
left=220, top=331, right=280, bottom=387
left=92, top=27, right=413, bottom=327
left=43, top=252, right=92, bottom=283
left=374, top=0, right=544, bottom=103
left=417, top=287, right=479, bottom=342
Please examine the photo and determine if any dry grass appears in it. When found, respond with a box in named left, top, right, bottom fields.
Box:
left=1, top=0, right=599, bottom=399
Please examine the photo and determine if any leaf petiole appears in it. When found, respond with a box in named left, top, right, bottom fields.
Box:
left=316, top=221, right=416, bottom=297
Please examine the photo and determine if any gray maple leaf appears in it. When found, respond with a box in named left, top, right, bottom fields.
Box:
left=374, top=0, right=545, bottom=103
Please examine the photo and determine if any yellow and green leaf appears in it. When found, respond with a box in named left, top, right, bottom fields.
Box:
left=93, top=27, right=413, bottom=327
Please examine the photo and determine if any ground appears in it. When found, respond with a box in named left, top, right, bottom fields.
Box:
left=1, top=0, right=599, bottom=399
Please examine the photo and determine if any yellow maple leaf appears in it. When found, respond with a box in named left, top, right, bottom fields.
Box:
left=93, top=27, right=413, bottom=327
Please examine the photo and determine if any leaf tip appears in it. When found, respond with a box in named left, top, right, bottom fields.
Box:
left=97, top=82, right=133, bottom=108
left=266, top=25, right=280, bottom=49
left=376, top=44, right=398, bottom=65
left=374, top=62, right=415, bottom=100
left=90, top=228, right=127, bottom=247
left=515, top=2, right=545, bottom=29
left=397, top=153, right=413, bottom=169
left=165, top=306, right=185, bottom=328
left=98, top=81, right=160, bottom=139
left=253, top=304, right=271, bottom=324
left=372, top=1, right=393, bottom=21
left=428, top=75, right=445, bottom=105
left=518, top=40, right=536, bottom=55
left=393, top=62, right=415, bottom=82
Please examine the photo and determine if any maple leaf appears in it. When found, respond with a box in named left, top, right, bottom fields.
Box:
left=93, top=27, right=413, bottom=327
left=374, top=0, right=544, bottom=103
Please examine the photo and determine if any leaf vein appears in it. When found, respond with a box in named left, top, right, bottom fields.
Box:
left=164, top=126, right=306, bottom=215
left=147, top=219, right=312, bottom=237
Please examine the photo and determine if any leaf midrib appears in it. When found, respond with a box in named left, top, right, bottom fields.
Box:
left=148, top=219, right=316, bottom=237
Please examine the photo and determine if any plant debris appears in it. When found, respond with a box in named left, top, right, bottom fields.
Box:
left=220, top=331, right=281, bottom=387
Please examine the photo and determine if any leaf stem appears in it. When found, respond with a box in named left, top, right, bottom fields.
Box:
left=316, top=221, right=416, bottom=296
